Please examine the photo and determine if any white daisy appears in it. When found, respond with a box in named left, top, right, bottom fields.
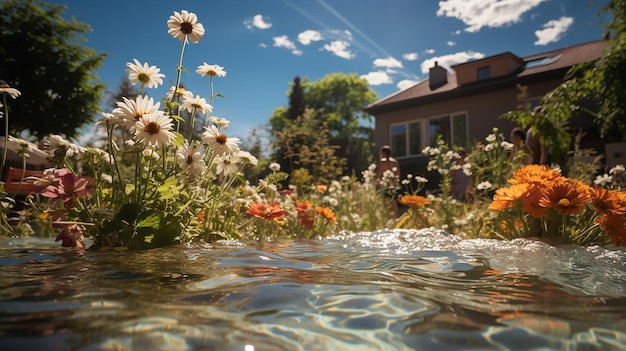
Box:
left=167, top=10, right=205, bottom=44
left=134, top=113, right=175, bottom=147
left=196, top=63, right=227, bottom=77
left=46, top=134, right=72, bottom=157
left=207, top=116, right=230, bottom=129
left=0, top=84, right=21, bottom=99
left=180, top=94, right=213, bottom=114
left=113, top=95, right=161, bottom=130
left=176, top=142, right=205, bottom=176
left=235, top=150, right=258, bottom=166
left=201, top=125, right=240, bottom=155
left=166, top=86, right=194, bottom=102
left=126, top=59, right=165, bottom=89
left=215, top=153, right=242, bottom=177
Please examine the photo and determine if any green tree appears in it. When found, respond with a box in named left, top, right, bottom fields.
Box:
left=503, top=0, right=626, bottom=167
left=0, top=0, right=107, bottom=139
left=269, top=73, right=378, bottom=176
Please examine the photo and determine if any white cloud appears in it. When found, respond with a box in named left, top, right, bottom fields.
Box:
left=273, top=35, right=302, bottom=56
left=437, top=0, right=547, bottom=33
left=259, top=43, right=267, bottom=48
left=360, top=71, right=393, bottom=86
left=447, top=41, right=456, bottom=46
left=298, top=30, right=323, bottom=45
left=534, top=16, right=574, bottom=45
left=244, top=14, right=272, bottom=30
left=425, top=48, right=436, bottom=54
left=420, top=51, right=485, bottom=74
left=373, top=57, right=403, bottom=68
left=397, top=79, right=418, bottom=90
left=403, top=52, right=419, bottom=61
left=322, top=40, right=355, bottom=59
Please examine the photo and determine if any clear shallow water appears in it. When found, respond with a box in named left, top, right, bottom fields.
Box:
left=0, top=229, right=625, bottom=351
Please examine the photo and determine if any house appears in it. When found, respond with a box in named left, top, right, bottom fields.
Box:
left=365, top=40, right=614, bottom=182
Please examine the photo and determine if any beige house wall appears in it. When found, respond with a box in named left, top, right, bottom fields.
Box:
left=374, top=77, right=564, bottom=160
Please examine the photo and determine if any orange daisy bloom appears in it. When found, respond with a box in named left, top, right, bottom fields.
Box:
left=246, top=202, right=286, bottom=220
left=538, top=180, right=591, bottom=214
left=509, top=164, right=563, bottom=186
left=317, top=185, right=328, bottom=193
left=398, top=194, right=430, bottom=207
left=521, top=184, right=547, bottom=218
left=596, top=214, right=626, bottom=246
left=316, top=206, right=337, bottom=224
left=591, top=186, right=626, bottom=216
left=488, top=183, right=529, bottom=211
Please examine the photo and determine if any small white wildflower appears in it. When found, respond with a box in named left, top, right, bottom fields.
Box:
left=484, top=144, right=494, bottom=152
left=485, top=133, right=496, bottom=142
left=269, top=162, right=281, bottom=172
left=609, top=165, right=625, bottom=175
left=477, top=181, right=493, bottom=190
left=501, top=141, right=514, bottom=150
left=454, top=218, right=468, bottom=226
left=594, top=174, right=612, bottom=186
left=100, top=173, right=113, bottom=183
left=414, top=176, right=428, bottom=183
left=462, top=163, right=473, bottom=176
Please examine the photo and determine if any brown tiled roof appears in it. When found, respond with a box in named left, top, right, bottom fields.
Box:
left=366, top=40, right=607, bottom=113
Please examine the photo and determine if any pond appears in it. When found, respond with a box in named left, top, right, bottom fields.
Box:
left=0, top=228, right=625, bottom=351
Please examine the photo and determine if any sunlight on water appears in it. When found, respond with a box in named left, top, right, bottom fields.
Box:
left=0, top=229, right=625, bottom=350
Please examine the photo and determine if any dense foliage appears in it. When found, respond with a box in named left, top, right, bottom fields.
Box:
left=0, top=0, right=106, bottom=138
left=269, top=73, right=378, bottom=177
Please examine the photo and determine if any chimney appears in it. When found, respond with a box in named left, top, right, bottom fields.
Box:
left=429, top=61, right=448, bottom=90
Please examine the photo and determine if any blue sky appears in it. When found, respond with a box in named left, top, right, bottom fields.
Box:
left=47, top=0, right=608, bottom=143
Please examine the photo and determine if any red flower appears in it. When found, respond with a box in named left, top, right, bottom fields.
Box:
left=54, top=224, right=86, bottom=249
left=295, top=200, right=314, bottom=229
left=246, top=202, right=285, bottom=221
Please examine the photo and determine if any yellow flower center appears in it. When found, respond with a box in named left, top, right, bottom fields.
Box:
left=558, top=198, right=571, bottom=207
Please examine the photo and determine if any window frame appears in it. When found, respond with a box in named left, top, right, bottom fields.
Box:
left=389, top=111, right=468, bottom=157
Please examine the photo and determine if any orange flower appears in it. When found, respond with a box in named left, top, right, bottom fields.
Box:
left=488, top=183, right=529, bottom=211
left=596, top=214, right=626, bottom=246
left=317, top=185, right=328, bottom=193
left=538, top=180, right=591, bottom=214
left=521, top=184, right=546, bottom=218
left=246, top=202, right=286, bottom=220
left=295, top=200, right=314, bottom=229
left=509, top=164, right=563, bottom=185
left=398, top=194, right=430, bottom=207
left=315, top=206, right=337, bottom=224
left=197, top=210, right=206, bottom=224
left=591, top=186, right=626, bottom=216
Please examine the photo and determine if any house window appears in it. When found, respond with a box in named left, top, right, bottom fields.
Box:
left=391, top=124, right=406, bottom=158
left=477, top=66, right=491, bottom=80
left=390, top=113, right=467, bottom=157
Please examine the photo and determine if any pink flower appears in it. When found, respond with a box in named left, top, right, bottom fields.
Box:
left=32, top=168, right=92, bottom=209
left=54, top=224, right=85, bottom=249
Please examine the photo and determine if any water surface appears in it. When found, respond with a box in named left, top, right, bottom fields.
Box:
left=1, top=229, right=625, bottom=350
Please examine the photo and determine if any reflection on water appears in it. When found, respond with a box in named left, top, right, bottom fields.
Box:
left=0, top=229, right=625, bottom=351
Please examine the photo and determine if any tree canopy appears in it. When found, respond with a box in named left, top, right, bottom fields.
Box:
left=269, top=73, right=378, bottom=176
left=503, top=0, right=626, bottom=167
left=0, top=0, right=107, bottom=139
